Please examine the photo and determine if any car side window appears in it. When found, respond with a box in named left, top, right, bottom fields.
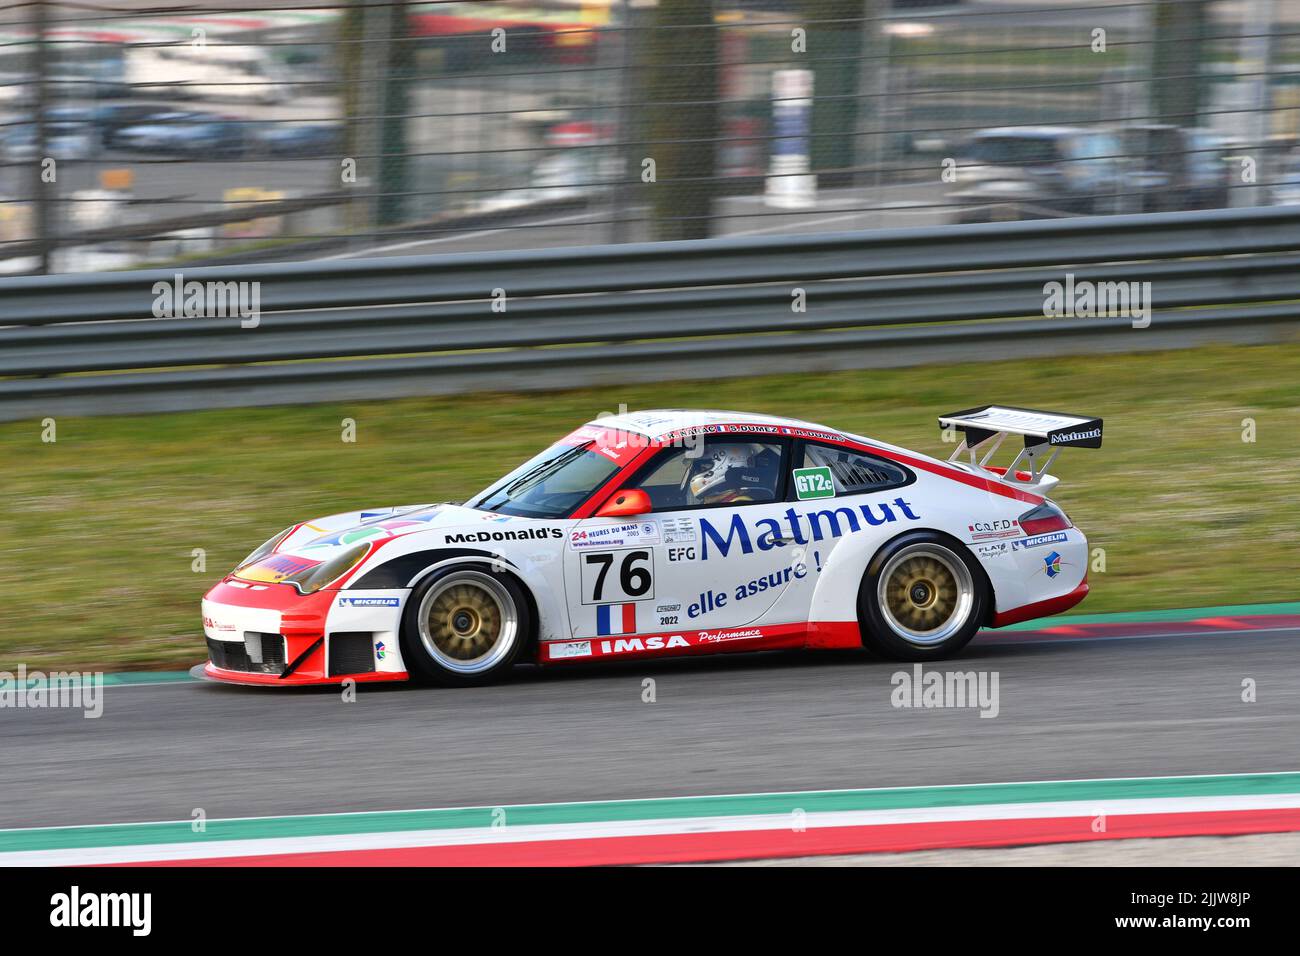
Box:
left=631, top=438, right=787, bottom=510
left=796, top=443, right=911, bottom=495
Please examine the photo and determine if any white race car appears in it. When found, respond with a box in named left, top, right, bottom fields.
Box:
left=199, top=407, right=1101, bottom=687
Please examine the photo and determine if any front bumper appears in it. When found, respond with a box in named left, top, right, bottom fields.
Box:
left=200, top=579, right=409, bottom=686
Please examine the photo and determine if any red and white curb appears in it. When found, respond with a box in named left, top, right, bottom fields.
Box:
left=4, top=772, right=1300, bottom=866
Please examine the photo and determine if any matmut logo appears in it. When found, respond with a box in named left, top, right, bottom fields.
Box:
left=699, top=498, right=919, bottom=559
left=1050, top=427, right=1102, bottom=445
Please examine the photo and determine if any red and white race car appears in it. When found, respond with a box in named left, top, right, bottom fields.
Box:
left=198, top=406, right=1101, bottom=687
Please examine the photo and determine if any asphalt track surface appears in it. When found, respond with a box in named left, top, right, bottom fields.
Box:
left=3, top=624, right=1298, bottom=830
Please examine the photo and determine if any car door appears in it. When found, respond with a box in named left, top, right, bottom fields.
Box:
left=563, top=436, right=801, bottom=640
left=760, top=439, right=919, bottom=625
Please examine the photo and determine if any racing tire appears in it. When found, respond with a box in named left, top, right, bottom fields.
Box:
left=857, top=532, right=987, bottom=661
left=399, top=564, right=532, bottom=686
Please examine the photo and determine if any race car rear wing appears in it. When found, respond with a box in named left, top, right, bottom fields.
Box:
left=937, top=405, right=1102, bottom=493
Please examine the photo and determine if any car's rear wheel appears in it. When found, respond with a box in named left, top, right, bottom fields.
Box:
left=400, top=565, right=531, bottom=686
left=857, top=532, right=986, bottom=661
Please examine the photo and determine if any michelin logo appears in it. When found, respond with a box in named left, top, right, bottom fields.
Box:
left=338, top=596, right=402, bottom=608
left=1011, top=532, right=1069, bottom=551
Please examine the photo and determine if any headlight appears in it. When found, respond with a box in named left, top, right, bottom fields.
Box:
left=282, top=543, right=371, bottom=594
left=236, top=527, right=295, bottom=571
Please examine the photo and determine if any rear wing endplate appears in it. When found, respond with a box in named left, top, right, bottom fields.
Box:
left=937, top=405, right=1102, bottom=491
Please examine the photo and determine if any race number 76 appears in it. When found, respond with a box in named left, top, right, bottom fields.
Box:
left=582, top=550, right=654, bottom=604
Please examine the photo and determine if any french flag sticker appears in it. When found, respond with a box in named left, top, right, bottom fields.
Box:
left=596, top=603, right=636, bottom=636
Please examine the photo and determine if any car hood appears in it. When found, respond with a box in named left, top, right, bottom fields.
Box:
left=233, top=503, right=513, bottom=584
left=282, top=503, right=474, bottom=554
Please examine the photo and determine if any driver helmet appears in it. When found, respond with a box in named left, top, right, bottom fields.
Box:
left=689, top=443, right=766, bottom=504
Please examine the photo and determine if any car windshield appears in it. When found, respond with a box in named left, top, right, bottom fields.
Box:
left=466, top=440, right=621, bottom=518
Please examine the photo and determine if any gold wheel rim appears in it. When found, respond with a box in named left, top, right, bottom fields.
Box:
left=885, top=556, right=957, bottom=631
left=425, top=583, right=503, bottom=661
left=877, top=544, right=975, bottom=646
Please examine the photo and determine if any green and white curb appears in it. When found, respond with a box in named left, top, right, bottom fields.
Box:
left=3, top=772, right=1300, bottom=866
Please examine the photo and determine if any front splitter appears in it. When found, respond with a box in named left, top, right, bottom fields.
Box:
left=190, top=662, right=409, bottom=687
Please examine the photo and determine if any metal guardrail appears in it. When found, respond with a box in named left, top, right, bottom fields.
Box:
left=1, top=206, right=1298, bottom=421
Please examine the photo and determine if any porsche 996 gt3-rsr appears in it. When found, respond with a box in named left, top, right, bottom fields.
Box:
left=199, top=406, right=1102, bottom=686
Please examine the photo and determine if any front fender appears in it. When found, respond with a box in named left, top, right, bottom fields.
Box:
left=346, top=545, right=568, bottom=645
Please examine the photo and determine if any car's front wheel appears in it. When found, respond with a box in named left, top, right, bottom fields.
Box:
left=399, top=565, right=531, bottom=686
left=857, top=533, right=986, bottom=661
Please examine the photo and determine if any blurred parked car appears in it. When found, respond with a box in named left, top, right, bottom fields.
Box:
left=114, top=113, right=249, bottom=157
left=67, top=104, right=192, bottom=149
left=2, top=121, right=97, bottom=162
left=252, top=123, right=343, bottom=157
left=39, top=105, right=205, bottom=151
left=170, top=118, right=252, bottom=158
left=1119, top=125, right=1231, bottom=212
left=949, top=126, right=1125, bottom=223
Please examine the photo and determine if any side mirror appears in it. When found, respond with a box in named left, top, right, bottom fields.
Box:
left=595, top=488, right=651, bottom=518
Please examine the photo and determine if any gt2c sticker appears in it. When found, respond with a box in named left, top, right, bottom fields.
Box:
left=792, top=466, right=835, bottom=500
left=580, top=549, right=655, bottom=605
